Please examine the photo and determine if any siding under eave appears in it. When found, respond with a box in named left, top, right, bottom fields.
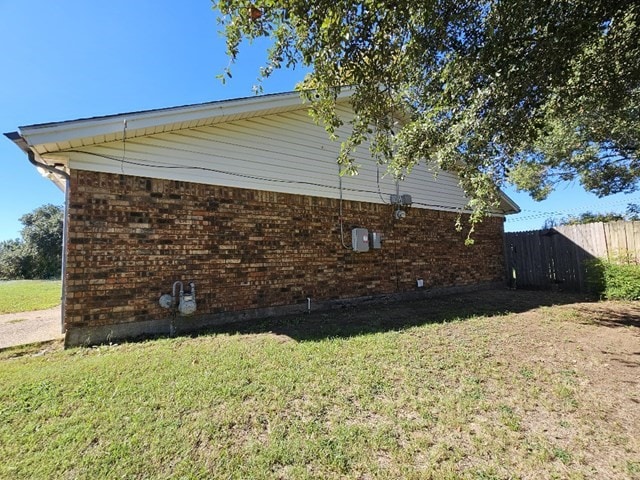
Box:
left=63, top=108, right=472, bottom=213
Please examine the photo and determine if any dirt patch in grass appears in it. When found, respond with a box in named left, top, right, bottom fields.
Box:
left=475, top=299, right=640, bottom=478
left=205, top=289, right=640, bottom=478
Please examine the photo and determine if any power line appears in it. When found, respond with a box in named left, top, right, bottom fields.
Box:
left=509, top=195, right=640, bottom=222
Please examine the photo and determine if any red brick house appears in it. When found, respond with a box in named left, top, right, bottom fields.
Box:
left=6, top=91, right=519, bottom=346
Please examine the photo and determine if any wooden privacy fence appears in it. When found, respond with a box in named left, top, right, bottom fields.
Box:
left=504, top=221, right=640, bottom=292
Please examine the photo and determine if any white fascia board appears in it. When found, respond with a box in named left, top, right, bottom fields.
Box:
left=499, top=190, right=521, bottom=214
left=19, top=90, right=353, bottom=153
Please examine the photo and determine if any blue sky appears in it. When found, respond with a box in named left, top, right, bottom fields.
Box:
left=1, top=1, right=637, bottom=240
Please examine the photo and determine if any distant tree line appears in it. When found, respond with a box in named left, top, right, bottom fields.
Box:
left=544, top=203, right=640, bottom=229
left=0, top=204, right=63, bottom=280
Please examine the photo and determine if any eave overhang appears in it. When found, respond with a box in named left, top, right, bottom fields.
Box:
left=15, top=90, right=349, bottom=156
left=5, top=89, right=520, bottom=214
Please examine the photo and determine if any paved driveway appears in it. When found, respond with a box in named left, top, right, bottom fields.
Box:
left=0, top=307, right=64, bottom=349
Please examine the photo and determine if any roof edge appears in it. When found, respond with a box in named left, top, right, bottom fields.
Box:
left=17, top=89, right=353, bottom=153
left=499, top=190, right=521, bottom=215
left=18, top=90, right=302, bottom=131
left=4, top=131, right=29, bottom=154
left=4, top=131, right=68, bottom=190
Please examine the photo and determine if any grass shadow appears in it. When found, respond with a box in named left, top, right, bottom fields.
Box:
left=575, top=304, right=640, bottom=329
left=0, top=339, right=63, bottom=360
left=201, top=289, right=595, bottom=342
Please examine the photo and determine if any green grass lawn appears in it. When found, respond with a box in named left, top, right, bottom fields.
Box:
left=0, top=280, right=62, bottom=314
left=1, top=291, right=638, bottom=479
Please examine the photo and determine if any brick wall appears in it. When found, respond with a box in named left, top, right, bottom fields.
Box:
left=65, top=170, right=505, bottom=329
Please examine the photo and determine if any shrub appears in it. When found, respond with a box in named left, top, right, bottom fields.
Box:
left=585, top=257, right=640, bottom=300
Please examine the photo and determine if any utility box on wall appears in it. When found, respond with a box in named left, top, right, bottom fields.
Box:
left=352, top=228, right=370, bottom=252
left=370, top=231, right=382, bottom=249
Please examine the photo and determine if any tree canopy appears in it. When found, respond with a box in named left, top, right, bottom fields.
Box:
left=213, top=0, right=639, bottom=234
left=0, top=204, right=63, bottom=280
